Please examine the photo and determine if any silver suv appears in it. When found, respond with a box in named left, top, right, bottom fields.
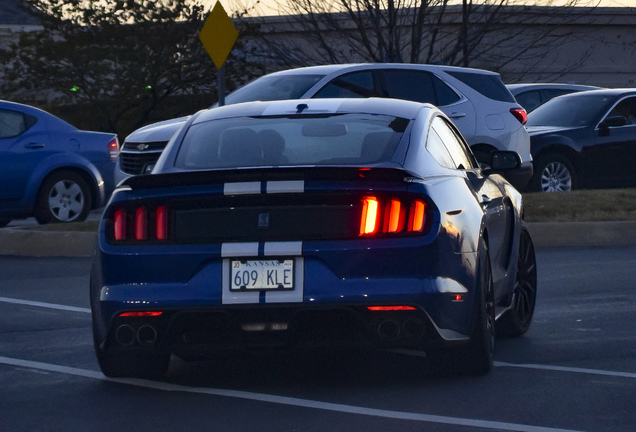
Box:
left=116, top=63, right=532, bottom=188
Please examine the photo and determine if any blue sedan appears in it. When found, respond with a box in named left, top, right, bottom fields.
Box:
left=91, top=98, right=537, bottom=378
left=0, top=100, right=118, bottom=226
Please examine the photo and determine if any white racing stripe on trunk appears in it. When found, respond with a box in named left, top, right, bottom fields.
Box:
left=224, top=182, right=261, bottom=195
left=0, top=355, right=590, bottom=432
left=221, top=243, right=259, bottom=257
left=266, top=181, right=304, bottom=194
left=264, top=242, right=303, bottom=257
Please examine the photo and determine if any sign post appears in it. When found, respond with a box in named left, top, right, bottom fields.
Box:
left=198, top=2, right=238, bottom=106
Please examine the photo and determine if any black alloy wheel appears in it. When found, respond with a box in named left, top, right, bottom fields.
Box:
left=498, top=228, right=537, bottom=337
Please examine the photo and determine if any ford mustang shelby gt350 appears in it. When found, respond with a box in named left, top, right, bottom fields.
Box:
left=91, top=98, right=537, bottom=378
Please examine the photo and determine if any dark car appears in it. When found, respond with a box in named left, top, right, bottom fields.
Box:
left=507, top=83, right=600, bottom=113
left=0, top=100, right=119, bottom=226
left=526, top=89, right=636, bottom=192
left=91, top=98, right=537, bottom=379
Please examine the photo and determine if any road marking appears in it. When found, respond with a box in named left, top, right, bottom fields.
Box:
left=0, top=296, right=90, bottom=314
left=495, top=361, right=636, bottom=379
left=0, top=355, right=587, bottom=432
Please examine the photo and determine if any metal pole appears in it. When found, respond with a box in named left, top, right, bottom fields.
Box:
left=218, top=64, right=226, bottom=106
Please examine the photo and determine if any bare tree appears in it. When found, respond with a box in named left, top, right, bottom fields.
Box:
left=0, top=0, right=264, bottom=137
left=251, top=0, right=598, bottom=79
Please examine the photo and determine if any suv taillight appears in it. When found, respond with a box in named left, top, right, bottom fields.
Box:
left=113, top=205, right=168, bottom=242
left=108, top=137, right=120, bottom=161
left=510, top=108, right=528, bottom=125
left=360, top=196, right=432, bottom=237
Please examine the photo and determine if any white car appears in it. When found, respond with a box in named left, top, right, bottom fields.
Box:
left=116, top=64, right=532, bottom=188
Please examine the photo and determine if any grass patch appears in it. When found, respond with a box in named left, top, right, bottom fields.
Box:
left=523, top=188, right=636, bottom=222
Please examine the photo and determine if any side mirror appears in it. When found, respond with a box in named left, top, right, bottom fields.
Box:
left=488, top=150, right=521, bottom=172
left=600, top=115, right=627, bottom=128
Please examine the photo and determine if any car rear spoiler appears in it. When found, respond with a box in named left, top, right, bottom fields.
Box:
left=120, top=166, right=419, bottom=190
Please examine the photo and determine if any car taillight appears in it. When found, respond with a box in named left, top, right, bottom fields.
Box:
left=112, top=206, right=169, bottom=242
left=360, top=196, right=431, bottom=237
left=510, top=108, right=528, bottom=125
left=108, top=137, right=120, bottom=161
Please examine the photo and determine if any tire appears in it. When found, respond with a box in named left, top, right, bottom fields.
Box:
left=528, top=154, right=576, bottom=192
left=0, top=219, right=10, bottom=228
left=431, top=241, right=495, bottom=375
left=34, top=171, right=92, bottom=224
left=497, top=227, right=537, bottom=337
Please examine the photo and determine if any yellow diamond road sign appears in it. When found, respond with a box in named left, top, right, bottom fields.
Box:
left=199, top=2, right=238, bottom=69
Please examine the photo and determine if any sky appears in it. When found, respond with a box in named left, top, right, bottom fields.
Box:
left=215, top=0, right=636, bottom=16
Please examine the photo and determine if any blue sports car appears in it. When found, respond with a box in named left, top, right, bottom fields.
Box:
left=91, top=98, right=537, bottom=378
left=0, top=100, right=119, bottom=226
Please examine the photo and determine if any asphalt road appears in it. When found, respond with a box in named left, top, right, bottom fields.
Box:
left=0, top=246, right=635, bottom=432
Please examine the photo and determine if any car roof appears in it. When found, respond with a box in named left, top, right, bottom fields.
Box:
left=506, top=83, right=601, bottom=94
left=548, top=88, right=636, bottom=99
left=262, top=63, right=500, bottom=78
left=192, top=97, right=435, bottom=125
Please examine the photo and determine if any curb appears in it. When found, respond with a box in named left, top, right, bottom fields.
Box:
left=1, top=221, right=635, bottom=258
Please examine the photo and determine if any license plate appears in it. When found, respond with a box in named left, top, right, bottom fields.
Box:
left=230, top=259, right=294, bottom=291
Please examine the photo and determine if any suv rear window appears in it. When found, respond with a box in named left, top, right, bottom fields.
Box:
left=447, top=71, right=515, bottom=103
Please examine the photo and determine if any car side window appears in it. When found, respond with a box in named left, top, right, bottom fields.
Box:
left=431, top=116, right=475, bottom=170
left=607, top=97, right=636, bottom=125
left=381, top=70, right=460, bottom=107
left=515, top=90, right=542, bottom=112
left=313, top=71, right=376, bottom=98
left=0, top=109, right=28, bottom=139
left=426, top=126, right=455, bottom=169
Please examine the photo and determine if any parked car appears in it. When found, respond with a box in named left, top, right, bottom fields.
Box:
left=507, top=83, right=600, bottom=113
left=0, top=100, right=119, bottom=226
left=91, top=98, right=537, bottom=378
left=116, top=64, right=532, bottom=189
left=526, top=88, right=636, bottom=192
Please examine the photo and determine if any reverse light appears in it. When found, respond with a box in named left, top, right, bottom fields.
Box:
left=108, top=137, right=120, bottom=161
left=119, top=311, right=163, bottom=317
left=510, top=108, right=528, bottom=125
left=367, top=306, right=417, bottom=311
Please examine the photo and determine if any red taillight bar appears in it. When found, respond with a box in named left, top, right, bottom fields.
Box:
left=119, top=311, right=163, bottom=317
left=360, top=196, right=430, bottom=237
left=114, top=209, right=126, bottom=240
left=367, top=306, right=417, bottom=311
left=135, top=207, right=147, bottom=240
left=156, top=206, right=167, bottom=240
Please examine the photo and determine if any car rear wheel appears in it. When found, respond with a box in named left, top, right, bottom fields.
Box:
left=530, top=154, right=576, bottom=192
left=498, top=227, right=537, bottom=337
left=34, top=171, right=92, bottom=224
left=431, top=241, right=495, bottom=375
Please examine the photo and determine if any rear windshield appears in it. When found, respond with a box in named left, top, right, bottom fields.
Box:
left=446, top=71, right=515, bottom=103
left=175, top=114, right=408, bottom=170
left=224, top=74, right=324, bottom=105
left=526, top=94, right=616, bottom=128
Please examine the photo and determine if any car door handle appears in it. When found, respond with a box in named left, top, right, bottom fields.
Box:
left=24, top=143, right=45, bottom=149
left=449, top=112, right=466, bottom=118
